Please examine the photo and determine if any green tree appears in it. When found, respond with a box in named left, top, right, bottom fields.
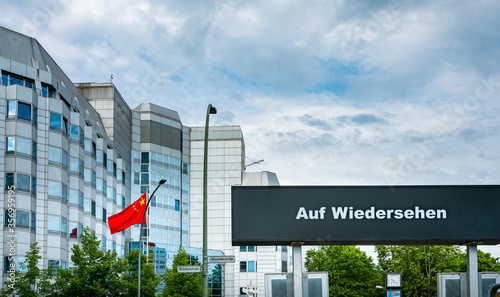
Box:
left=121, top=249, right=161, bottom=296
left=162, top=246, right=202, bottom=297
left=53, top=227, right=127, bottom=296
left=376, top=245, right=465, bottom=297
left=305, top=246, right=382, bottom=297
left=0, top=242, right=55, bottom=297
left=477, top=250, right=500, bottom=272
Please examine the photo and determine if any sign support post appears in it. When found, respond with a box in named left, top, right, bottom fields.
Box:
left=293, top=245, right=304, bottom=297
left=467, top=245, right=479, bottom=297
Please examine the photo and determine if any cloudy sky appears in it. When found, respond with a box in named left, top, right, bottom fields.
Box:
left=2, top=0, right=500, bottom=256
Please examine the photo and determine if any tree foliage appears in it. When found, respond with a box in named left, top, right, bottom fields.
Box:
left=305, top=246, right=382, bottom=297
left=0, top=242, right=55, bottom=297
left=121, top=249, right=161, bottom=297
left=162, top=246, right=202, bottom=297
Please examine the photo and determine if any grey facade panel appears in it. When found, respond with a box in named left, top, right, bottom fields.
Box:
left=140, top=120, right=182, bottom=151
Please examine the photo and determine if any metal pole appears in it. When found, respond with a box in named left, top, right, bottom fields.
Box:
left=138, top=179, right=166, bottom=297
left=467, top=245, right=479, bottom=297
left=203, top=104, right=217, bottom=297
left=293, top=245, right=304, bottom=297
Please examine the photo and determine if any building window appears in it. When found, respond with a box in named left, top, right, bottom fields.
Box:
left=248, top=261, right=256, bottom=272
left=48, top=181, right=61, bottom=198
left=91, top=201, right=96, bottom=217
left=17, top=102, right=31, bottom=121
left=49, top=112, right=62, bottom=130
left=240, top=261, right=247, bottom=272
left=84, top=199, right=91, bottom=213
left=103, top=208, right=107, bottom=222
left=113, top=163, right=117, bottom=177
left=175, top=200, right=180, bottom=211
left=70, top=157, right=79, bottom=173
left=17, top=173, right=31, bottom=192
left=61, top=217, right=67, bottom=235
left=48, top=216, right=60, bottom=233
left=70, top=125, right=79, bottom=141
left=70, top=190, right=79, bottom=205
left=31, top=176, right=36, bottom=194
left=1, top=72, right=33, bottom=88
left=48, top=147, right=61, bottom=163
left=240, top=246, right=256, bottom=252
left=102, top=236, right=107, bottom=251
left=6, top=137, right=15, bottom=153
left=103, top=181, right=107, bottom=195
left=122, top=171, right=126, bottom=184
left=6, top=101, right=15, bottom=118
left=5, top=173, right=14, bottom=189
left=62, top=150, right=68, bottom=169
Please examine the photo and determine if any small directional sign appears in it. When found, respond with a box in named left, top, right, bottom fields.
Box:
left=177, top=266, right=201, bottom=273
left=209, top=256, right=235, bottom=263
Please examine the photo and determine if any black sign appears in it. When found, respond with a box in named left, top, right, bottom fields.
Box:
left=231, top=185, right=500, bottom=246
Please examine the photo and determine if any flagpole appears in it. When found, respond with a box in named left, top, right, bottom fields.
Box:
left=138, top=179, right=166, bottom=297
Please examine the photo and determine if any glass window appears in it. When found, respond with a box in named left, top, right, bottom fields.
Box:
left=42, top=85, right=48, bottom=98
left=96, top=150, right=102, bottom=164
left=92, top=142, right=96, bottom=157
left=103, top=152, right=107, bottom=167
left=48, top=260, right=59, bottom=270
left=96, top=206, right=102, bottom=220
left=17, top=102, right=31, bottom=121
left=32, top=141, right=36, bottom=159
left=240, top=261, right=247, bottom=272
left=31, top=176, right=36, bottom=194
left=62, top=184, right=67, bottom=202
left=48, top=216, right=60, bottom=233
left=122, top=171, right=126, bottom=184
left=103, top=181, right=107, bottom=194
left=248, top=246, right=255, bottom=252
left=79, top=128, right=84, bottom=146
left=70, top=222, right=78, bottom=238
left=48, top=181, right=60, bottom=197
left=62, top=118, right=68, bottom=135
left=84, top=199, right=91, bottom=213
left=9, top=76, right=23, bottom=86
left=103, top=208, right=107, bottom=222
left=17, top=173, right=30, bottom=191
left=70, top=157, right=79, bottom=173
left=248, top=261, right=255, bottom=272
left=92, top=171, right=96, bottom=187
left=96, top=179, right=102, bottom=192
left=113, top=189, right=117, bottom=204
left=49, top=113, right=61, bottom=130
left=175, top=200, right=180, bottom=211
left=70, top=125, right=79, bottom=141
left=7, top=101, right=15, bottom=118
left=31, top=212, right=35, bottom=230
left=5, top=173, right=14, bottom=189
left=141, top=152, right=149, bottom=163
left=79, top=192, right=84, bottom=209
left=2, top=74, right=8, bottom=86
left=107, top=187, right=113, bottom=200
left=17, top=210, right=30, bottom=227
left=70, top=190, right=79, bottom=205
left=240, top=246, right=247, bottom=252
left=141, top=173, right=149, bottom=184
left=107, top=160, right=113, bottom=173
left=32, top=107, right=37, bottom=124
left=79, top=160, right=84, bottom=177
left=17, top=137, right=31, bottom=155
left=62, top=150, right=68, bottom=168
left=113, top=163, right=117, bottom=177
left=91, top=201, right=96, bottom=216
left=102, top=236, right=106, bottom=251
left=84, top=169, right=91, bottom=183
left=48, top=147, right=61, bottom=163
left=61, top=217, right=67, bottom=235
left=122, top=196, right=126, bottom=208
left=6, top=137, right=15, bottom=153
left=84, top=139, right=92, bottom=153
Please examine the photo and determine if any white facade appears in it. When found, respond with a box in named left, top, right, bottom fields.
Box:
left=190, top=126, right=292, bottom=297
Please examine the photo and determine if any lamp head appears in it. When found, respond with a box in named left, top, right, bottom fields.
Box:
left=209, top=106, right=217, bottom=114
left=159, top=179, right=166, bottom=185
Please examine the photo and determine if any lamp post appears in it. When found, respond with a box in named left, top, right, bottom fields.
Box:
left=202, top=104, right=217, bottom=297
left=137, top=179, right=166, bottom=297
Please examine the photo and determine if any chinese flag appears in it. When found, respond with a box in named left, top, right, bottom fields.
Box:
left=108, top=192, right=147, bottom=235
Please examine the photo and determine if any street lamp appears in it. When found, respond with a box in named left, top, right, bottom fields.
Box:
left=202, top=104, right=217, bottom=297
left=137, top=179, right=166, bottom=297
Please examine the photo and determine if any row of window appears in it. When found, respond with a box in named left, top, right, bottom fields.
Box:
left=240, top=246, right=256, bottom=252
left=5, top=173, right=36, bottom=194
left=6, top=136, right=36, bottom=159
left=1, top=72, right=55, bottom=98
left=6, top=100, right=37, bottom=123
left=4, top=209, right=35, bottom=230
left=240, top=261, right=256, bottom=273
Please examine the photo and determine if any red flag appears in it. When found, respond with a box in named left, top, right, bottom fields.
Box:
left=108, top=192, right=147, bottom=234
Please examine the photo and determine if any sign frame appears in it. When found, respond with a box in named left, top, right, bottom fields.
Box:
left=232, top=185, right=500, bottom=246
